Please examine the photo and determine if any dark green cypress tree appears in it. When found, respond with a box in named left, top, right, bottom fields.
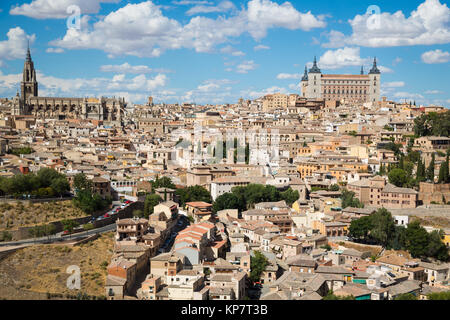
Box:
left=426, top=153, right=435, bottom=182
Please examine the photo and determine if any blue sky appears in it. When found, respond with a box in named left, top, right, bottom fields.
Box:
left=0, top=0, right=449, bottom=106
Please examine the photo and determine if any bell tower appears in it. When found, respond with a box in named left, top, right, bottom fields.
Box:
left=20, top=43, right=38, bottom=105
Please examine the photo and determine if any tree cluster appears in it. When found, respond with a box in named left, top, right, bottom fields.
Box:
left=414, top=111, right=450, bottom=137
left=212, top=184, right=299, bottom=213
left=0, top=168, right=70, bottom=198
left=349, top=208, right=449, bottom=261
left=72, top=173, right=111, bottom=214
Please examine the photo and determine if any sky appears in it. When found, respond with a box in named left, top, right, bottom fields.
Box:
left=0, top=0, right=449, bottom=106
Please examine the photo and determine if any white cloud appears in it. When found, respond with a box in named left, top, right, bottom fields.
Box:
left=46, top=47, right=64, bottom=53
left=243, top=86, right=289, bottom=99
left=318, top=47, right=367, bottom=69
left=324, top=0, right=450, bottom=48
left=0, top=27, right=35, bottom=65
left=381, top=81, right=405, bottom=89
left=10, top=0, right=121, bottom=19
left=254, top=44, right=270, bottom=51
left=100, top=62, right=171, bottom=74
left=382, top=81, right=405, bottom=88
left=236, top=60, right=258, bottom=74
left=220, top=45, right=245, bottom=56
left=421, top=49, right=450, bottom=64
left=50, top=0, right=326, bottom=58
left=378, top=66, right=394, bottom=73
left=0, top=69, right=167, bottom=102
left=246, top=0, right=326, bottom=39
left=277, top=73, right=302, bottom=80
left=186, top=0, right=235, bottom=15
left=394, top=92, right=424, bottom=99
left=424, top=90, right=442, bottom=94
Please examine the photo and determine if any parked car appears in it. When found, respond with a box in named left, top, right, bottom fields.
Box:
left=62, top=230, right=69, bottom=235
left=104, top=213, right=110, bottom=218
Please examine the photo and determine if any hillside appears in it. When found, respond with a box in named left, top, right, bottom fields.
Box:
left=0, top=232, right=115, bottom=299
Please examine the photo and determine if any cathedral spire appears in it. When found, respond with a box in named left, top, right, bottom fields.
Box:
left=369, top=57, right=380, bottom=74
left=360, top=65, right=364, bottom=75
left=26, top=40, right=32, bottom=63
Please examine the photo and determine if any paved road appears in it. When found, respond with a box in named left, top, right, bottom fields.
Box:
left=0, top=223, right=116, bottom=247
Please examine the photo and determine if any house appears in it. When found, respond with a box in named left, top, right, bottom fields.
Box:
left=285, top=254, right=317, bottom=273
left=116, top=218, right=149, bottom=241
left=106, top=258, right=137, bottom=300
left=150, top=252, right=185, bottom=283
left=186, top=201, right=213, bottom=223
left=387, top=280, right=422, bottom=300
left=209, top=271, right=247, bottom=300
left=262, top=272, right=329, bottom=300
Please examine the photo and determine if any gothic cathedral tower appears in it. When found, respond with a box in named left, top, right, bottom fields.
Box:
left=20, top=44, right=38, bottom=106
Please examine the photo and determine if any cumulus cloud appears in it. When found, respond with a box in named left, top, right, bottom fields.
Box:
left=100, top=62, right=171, bottom=74
left=324, top=0, right=450, bottom=48
left=421, top=49, right=450, bottom=64
left=10, top=0, right=121, bottom=19
left=0, top=27, right=35, bottom=65
left=382, top=81, right=405, bottom=88
left=0, top=69, right=167, bottom=103
left=220, top=45, right=245, bottom=56
left=182, top=79, right=235, bottom=103
left=254, top=44, right=270, bottom=51
left=186, top=0, right=235, bottom=15
left=394, top=92, right=424, bottom=100
left=236, top=60, right=258, bottom=74
left=277, top=73, right=302, bottom=80
left=46, top=47, right=64, bottom=53
left=318, top=47, right=367, bottom=69
left=313, top=47, right=394, bottom=74
left=243, top=86, right=289, bottom=99
left=49, top=0, right=326, bottom=58
left=424, top=90, right=442, bottom=94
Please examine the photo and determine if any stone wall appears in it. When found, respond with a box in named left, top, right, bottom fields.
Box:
left=419, top=182, right=450, bottom=204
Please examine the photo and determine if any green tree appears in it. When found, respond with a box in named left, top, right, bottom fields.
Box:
left=323, top=290, right=355, bottom=300
left=143, top=194, right=163, bottom=218
left=329, top=184, right=340, bottom=192
left=341, top=189, right=364, bottom=209
left=388, top=168, right=408, bottom=187
left=426, top=153, right=435, bottom=182
left=394, top=293, right=417, bottom=300
left=212, top=193, right=243, bottom=213
left=61, top=219, right=79, bottom=233
left=427, top=291, right=450, bottom=300
left=73, top=173, right=92, bottom=192
left=133, top=210, right=144, bottom=218
left=151, top=176, right=176, bottom=190
left=416, top=158, right=426, bottom=183
left=405, top=221, right=429, bottom=258
left=426, top=230, right=449, bottom=261
left=176, top=186, right=212, bottom=207
left=438, top=152, right=449, bottom=183
left=370, top=208, right=396, bottom=247
left=280, top=188, right=300, bottom=206
left=250, top=251, right=269, bottom=283
left=348, top=216, right=373, bottom=242
left=51, top=177, right=70, bottom=196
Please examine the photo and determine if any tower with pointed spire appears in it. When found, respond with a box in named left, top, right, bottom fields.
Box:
left=368, top=57, right=381, bottom=103
left=20, top=42, right=38, bottom=107
left=303, top=56, right=322, bottom=99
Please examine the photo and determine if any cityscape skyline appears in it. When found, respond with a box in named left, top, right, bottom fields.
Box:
left=0, top=0, right=449, bottom=106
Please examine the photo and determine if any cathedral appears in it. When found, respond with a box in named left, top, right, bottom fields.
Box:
left=301, top=57, right=381, bottom=103
left=10, top=46, right=125, bottom=123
